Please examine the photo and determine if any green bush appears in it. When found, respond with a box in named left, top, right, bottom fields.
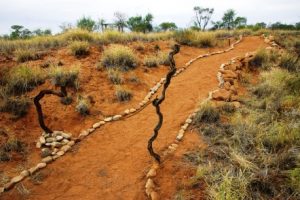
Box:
left=101, top=45, right=138, bottom=71
left=68, top=41, right=89, bottom=57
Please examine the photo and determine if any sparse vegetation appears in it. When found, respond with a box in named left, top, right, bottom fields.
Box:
left=174, top=30, right=217, bottom=47
left=107, top=69, right=124, bottom=84
left=144, top=56, right=159, bottom=67
left=49, top=65, right=79, bottom=89
left=101, top=45, right=138, bottom=71
left=15, top=48, right=40, bottom=62
left=75, top=95, right=91, bottom=116
left=185, top=45, right=300, bottom=199
left=6, top=65, right=45, bottom=95
left=68, top=41, right=89, bottom=57
left=0, top=96, right=30, bottom=118
left=115, top=85, right=132, bottom=102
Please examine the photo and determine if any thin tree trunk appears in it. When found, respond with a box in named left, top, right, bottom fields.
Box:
left=147, top=44, right=180, bottom=163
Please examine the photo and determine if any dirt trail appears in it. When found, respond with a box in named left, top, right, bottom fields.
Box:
left=2, top=37, right=267, bottom=200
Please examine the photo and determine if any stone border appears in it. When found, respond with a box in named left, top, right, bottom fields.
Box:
left=0, top=35, right=244, bottom=194
left=144, top=36, right=276, bottom=200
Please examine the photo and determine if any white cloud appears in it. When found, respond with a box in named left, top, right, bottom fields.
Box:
left=0, top=0, right=299, bottom=34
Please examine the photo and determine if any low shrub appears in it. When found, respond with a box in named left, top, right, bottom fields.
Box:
left=174, top=30, right=216, bottom=48
left=50, top=66, right=79, bottom=89
left=0, top=96, right=30, bottom=118
left=107, top=69, right=123, bottom=84
left=143, top=56, right=158, bottom=68
left=115, top=86, right=132, bottom=102
left=279, top=53, right=299, bottom=72
left=101, top=45, right=138, bottom=71
left=15, top=49, right=40, bottom=62
left=6, top=65, right=45, bottom=94
left=249, top=49, right=269, bottom=69
left=194, top=103, right=220, bottom=124
left=68, top=41, right=89, bottom=57
left=3, top=138, right=25, bottom=153
left=157, top=52, right=170, bottom=66
left=75, top=95, right=90, bottom=116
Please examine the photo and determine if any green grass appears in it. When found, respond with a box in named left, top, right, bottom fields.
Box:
left=0, top=96, right=30, bottom=118
left=101, top=45, right=138, bottom=71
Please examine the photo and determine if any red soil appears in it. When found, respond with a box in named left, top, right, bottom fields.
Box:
left=0, top=36, right=267, bottom=200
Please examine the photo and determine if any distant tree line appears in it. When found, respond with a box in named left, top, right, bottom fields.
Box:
left=1, top=7, right=300, bottom=40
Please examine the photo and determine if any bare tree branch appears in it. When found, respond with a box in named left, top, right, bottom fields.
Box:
left=147, top=44, right=180, bottom=163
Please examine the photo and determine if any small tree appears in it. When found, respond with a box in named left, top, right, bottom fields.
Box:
left=10, top=25, right=24, bottom=39
left=235, top=17, right=247, bottom=28
left=114, top=12, right=127, bottom=32
left=222, top=9, right=236, bottom=30
left=193, top=6, right=214, bottom=31
left=127, top=13, right=154, bottom=33
left=77, top=16, right=96, bottom=31
left=159, top=22, right=177, bottom=31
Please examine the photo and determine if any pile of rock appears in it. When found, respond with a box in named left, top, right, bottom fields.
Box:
left=36, top=131, right=73, bottom=158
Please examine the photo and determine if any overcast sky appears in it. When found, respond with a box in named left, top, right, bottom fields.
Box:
left=0, top=0, right=299, bottom=34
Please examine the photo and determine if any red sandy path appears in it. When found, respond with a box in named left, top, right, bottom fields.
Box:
left=2, top=36, right=267, bottom=200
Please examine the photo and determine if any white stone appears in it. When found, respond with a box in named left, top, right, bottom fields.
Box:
left=57, top=151, right=64, bottom=156
left=124, top=109, right=130, bottom=115
left=46, top=137, right=55, bottom=143
left=29, top=166, right=38, bottom=175
left=0, top=187, right=4, bottom=193
left=113, top=115, right=122, bottom=121
left=20, top=170, right=29, bottom=177
left=181, top=123, right=189, bottom=131
left=61, top=145, right=71, bottom=152
left=79, top=131, right=88, bottom=137
left=37, top=162, right=47, bottom=169
left=145, top=178, right=155, bottom=189
left=104, top=117, right=113, bottom=122
left=42, top=156, right=53, bottom=163
left=88, top=128, right=95, bottom=133
left=61, top=132, right=71, bottom=139
left=185, top=118, right=193, bottom=124
left=36, top=141, right=42, bottom=148
left=39, top=136, right=46, bottom=144
left=129, top=108, right=136, bottom=113
left=68, top=141, right=75, bottom=147
left=176, top=131, right=184, bottom=141
left=56, top=135, right=63, bottom=141
left=150, top=191, right=159, bottom=200
left=11, top=175, right=24, bottom=183
left=92, top=122, right=101, bottom=129
left=146, top=168, right=157, bottom=178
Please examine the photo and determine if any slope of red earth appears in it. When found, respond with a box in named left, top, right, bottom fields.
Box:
left=0, top=36, right=267, bottom=200
left=0, top=40, right=227, bottom=176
